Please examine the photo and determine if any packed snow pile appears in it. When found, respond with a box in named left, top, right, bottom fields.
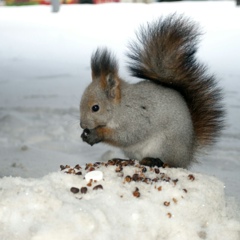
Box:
left=0, top=159, right=239, bottom=240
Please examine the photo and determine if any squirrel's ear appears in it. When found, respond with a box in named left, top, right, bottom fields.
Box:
left=106, top=73, right=121, bottom=101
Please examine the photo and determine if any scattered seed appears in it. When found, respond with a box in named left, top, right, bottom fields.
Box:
left=133, top=188, right=140, bottom=198
left=108, top=160, right=115, bottom=166
left=121, top=161, right=127, bottom=167
left=163, top=177, right=171, bottom=182
left=115, top=166, right=123, bottom=172
left=87, top=179, right=93, bottom=187
left=139, top=173, right=146, bottom=178
left=164, top=201, right=170, bottom=206
left=65, top=159, right=189, bottom=205
left=163, top=163, right=170, bottom=168
left=167, top=212, right=172, bottom=218
left=93, top=162, right=101, bottom=167
left=85, top=163, right=93, bottom=170
left=67, top=169, right=75, bottom=174
left=70, top=187, right=79, bottom=194
left=152, top=177, right=159, bottom=182
left=74, top=164, right=81, bottom=170
left=81, top=187, right=88, bottom=194
left=133, top=191, right=140, bottom=198
left=128, top=160, right=135, bottom=166
left=138, top=177, right=144, bottom=182
left=93, top=184, right=103, bottom=190
left=172, top=179, right=178, bottom=185
left=188, top=174, right=195, bottom=181
left=125, top=175, right=132, bottom=183
left=132, top=174, right=139, bottom=181
left=143, top=178, right=150, bottom=184
left=88, top=167, right=95, bottom=172
left=60, top=165, right=65, bottom=171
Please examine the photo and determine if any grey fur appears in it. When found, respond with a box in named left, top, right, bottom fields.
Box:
left=80, top=15, right=224, bottom=168
left=114, top=81, right=194, bottom=168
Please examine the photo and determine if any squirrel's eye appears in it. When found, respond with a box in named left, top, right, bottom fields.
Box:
left=92, top=105, right=99, bottom=112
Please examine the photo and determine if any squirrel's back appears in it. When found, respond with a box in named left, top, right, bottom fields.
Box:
left=127, top=14, right=225, bottom=148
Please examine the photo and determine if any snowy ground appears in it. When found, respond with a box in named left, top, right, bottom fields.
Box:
left=0, top=2, right=240, bottom=239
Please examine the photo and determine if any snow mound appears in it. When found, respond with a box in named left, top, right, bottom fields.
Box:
left=0, top=159, right=239, bottom=240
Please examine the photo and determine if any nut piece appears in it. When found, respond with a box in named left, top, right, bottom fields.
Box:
left=188, top=174, right=195, bottom=181
left=67, top=168, right=75, bottom=174
left=85, top=163, right=93, bottom=170
left=74, top=164, right=82, bottom=170
left=87, top=179, right=93, bottom=187
left=164, top=201, right=170, bottom=206
left=88, top=166, right=95, bottom=172
left=60, top=165, right=70, bottom=171
left=172, top=179, right=178, bottom=185
left=93, top=184, right=103, bottom=190
left=152, top=177, right=159, bottom=182
left=133, top=188, right=140, bottom=198
left=93, top=162, right=101, bottom=167
left=81, top=187, right=88, bottom=194
left=115, top=166, right=123, bottom=172
left=163, top=163, right=170, bottom=168
left=143, top=178, right=151, bottom=184
left=70, top=187, right=80, bottom=194
left=60, top=165, right=65, bottom=171
left=125, top=175, right=132, bottom=183
left=132, top=174, right=139, bottom=181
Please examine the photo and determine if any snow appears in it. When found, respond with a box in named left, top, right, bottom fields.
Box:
left=1, top=161, right=240, bottom=240
left=0, top=1, right=240, bottom=239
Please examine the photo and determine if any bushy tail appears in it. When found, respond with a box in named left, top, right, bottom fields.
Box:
left=127, top=14, right=224, bottom=147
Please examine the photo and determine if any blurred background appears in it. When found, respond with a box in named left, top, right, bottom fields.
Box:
left=0, top=0, right=239, bottom=6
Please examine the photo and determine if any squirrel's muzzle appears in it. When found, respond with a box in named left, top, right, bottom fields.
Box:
left=81, top=128, right=102, bottom=146
left=80, top=121, right=87, bottom=130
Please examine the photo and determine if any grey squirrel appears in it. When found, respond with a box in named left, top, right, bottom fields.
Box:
left=80, top=14, right=224, bottom=168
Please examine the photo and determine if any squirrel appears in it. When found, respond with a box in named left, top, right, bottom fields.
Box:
left=79, top=14, right=224, bottom=168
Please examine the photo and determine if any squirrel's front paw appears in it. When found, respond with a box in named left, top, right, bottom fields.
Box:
left=81, top=128, right=102, bottom=146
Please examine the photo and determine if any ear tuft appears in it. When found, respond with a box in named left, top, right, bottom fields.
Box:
left=91, top=48, right=118, bottom=79
left=91, top=48, right=121, bottom=102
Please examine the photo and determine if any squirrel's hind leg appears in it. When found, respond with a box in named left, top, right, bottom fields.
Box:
left=139, top=157, right=164, bottom=168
